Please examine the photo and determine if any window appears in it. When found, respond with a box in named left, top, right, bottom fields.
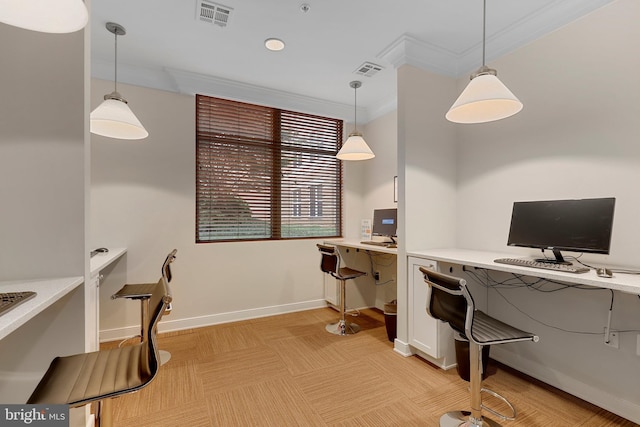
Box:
left=310, top=185, right=322, bottom=217
left=292, top=189, right=302, bottom=217
left=196, top=95, right=343, bottom=242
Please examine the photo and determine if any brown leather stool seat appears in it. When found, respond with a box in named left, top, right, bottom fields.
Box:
left=317, top=244, right=367, bottom=335
left=27, top=277, right=172, bottom=427
left=420, top=267, right=538, bottom=427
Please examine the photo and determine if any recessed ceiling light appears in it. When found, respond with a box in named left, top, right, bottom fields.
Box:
left=265, top=38, right=285, bottom=51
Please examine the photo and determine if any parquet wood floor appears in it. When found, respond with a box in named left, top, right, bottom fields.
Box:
left=102, top=308, right=636, bottom=426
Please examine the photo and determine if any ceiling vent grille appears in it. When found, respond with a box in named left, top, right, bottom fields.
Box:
left=197, top=0, right=233, bottom=28
left=354, top=62, right=384, bottom=77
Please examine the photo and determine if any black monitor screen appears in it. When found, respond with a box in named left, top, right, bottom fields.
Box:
left=507, top=198, right=615, bottom=256
left=373, top=208, right=397, bottom=237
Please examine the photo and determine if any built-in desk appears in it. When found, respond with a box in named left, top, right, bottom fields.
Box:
left=0, top=276, right=85, bottom=403
left=87, top=248, right=127, bottom=351
left=408, top=248, right=640, bottom=295
left=407, top=247, right=640, bottom=424
left=322, top=239, right=398, bottom=312
left=326, top=239, right=398, bottom=255
left=90, top=248, right=127, bottom=276
left=0, top=248, right=127, bottom=406
left=0, top=276, right=84, bottom=342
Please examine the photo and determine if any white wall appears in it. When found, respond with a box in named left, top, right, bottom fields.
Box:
left=339, top=111, right=399, bottom=311
left=455, top=1, right=640, bottom=418
left=395, top=65, right=458, bottom=346
left=92, top=80, right=346, bottom=337
left=0, top=25, right=85, bottom=281
left=399, top=0, right=640, bottom=421
left=91, top=80, right=401, bottom=334
left=456, top=0, right=640, bottom=268
left=0, top=24, right=86, bottom=418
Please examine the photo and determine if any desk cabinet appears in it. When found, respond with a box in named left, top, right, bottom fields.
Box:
left=408, top=256, right=456, bottom=368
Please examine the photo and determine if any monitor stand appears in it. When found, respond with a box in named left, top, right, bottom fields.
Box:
left=535, top=249, right=571, bottom=265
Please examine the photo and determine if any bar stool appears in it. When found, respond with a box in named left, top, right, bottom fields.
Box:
left=112, top=249, right=177, bottom=363
left=28, top=277, right=172, bottom=427
left=317, top=244, right=366, bottom=335
left=420, top=267, right=539, bottom=427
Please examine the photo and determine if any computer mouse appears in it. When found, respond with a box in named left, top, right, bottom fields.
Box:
left=90, top=247, right=109, bottom=257
left=596, top=267, right=613, bottom=278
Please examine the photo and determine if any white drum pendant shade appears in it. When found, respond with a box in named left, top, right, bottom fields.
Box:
left=90, top=98, right=149, bottom=140
left=0, top=0, right=88, bottom=33
left=336, top=80, right=375, bottom=161
left=91, top=22, right=149, bottom=140
left=446, top=74, right=523, bottom=124
left=337, top=133, right=375, bottom=161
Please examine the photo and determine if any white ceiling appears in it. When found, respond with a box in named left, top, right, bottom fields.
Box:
left=90, top=0, right=613, bottom=122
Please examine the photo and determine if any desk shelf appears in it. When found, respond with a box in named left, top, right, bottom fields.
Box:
left=0, top=276, right=84, bottom=341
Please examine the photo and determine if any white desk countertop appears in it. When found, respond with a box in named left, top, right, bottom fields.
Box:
left=408, top=248, right=640, bottom=295
left=0, top=276, right=84, bottom=341
left=324, top=239, right=398, bottom=255
left=90, top=247, right=127, bottom=275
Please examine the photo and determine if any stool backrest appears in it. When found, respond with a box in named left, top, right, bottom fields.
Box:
left=144, top=276, right=173, bottom=375
left=162, top=249, right=178, bottom=283
left=317, top=244, right=339, bottom=275
left=419, top=267, right=475, bottom=337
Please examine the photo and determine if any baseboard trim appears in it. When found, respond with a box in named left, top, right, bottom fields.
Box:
left=393, top=339, right=413, bottom=356
left=100, top=299, right=328, bottom=342
left=491, top=347, right=640, bottom=424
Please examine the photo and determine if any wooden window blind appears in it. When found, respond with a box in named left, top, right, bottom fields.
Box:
left=196, top=95, right=343, bottom=242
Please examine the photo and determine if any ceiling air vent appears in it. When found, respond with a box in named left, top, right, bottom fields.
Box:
left=197, top=0, right=233, bottom=28
left=354, top=62, right=384, bottom=77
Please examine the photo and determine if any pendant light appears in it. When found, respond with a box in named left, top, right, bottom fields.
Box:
left=90, top=22, right=149, bottom=140
left=336, top=81, right=375, bottom=161
left=0, top=0, right=88, bottom=33
left=446, top=0, right=523, bottom=124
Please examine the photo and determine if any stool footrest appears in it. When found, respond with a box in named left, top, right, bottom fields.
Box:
left=480, top=387, right=517, bottom=421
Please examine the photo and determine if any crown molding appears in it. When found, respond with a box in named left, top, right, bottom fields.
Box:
left=377, top=0, right=614, bottom=77
left=91, top=60, right=374, bottom=123
left=164, top=67, right=366, bottom=122
left=377, top=34, right=460, bottom=76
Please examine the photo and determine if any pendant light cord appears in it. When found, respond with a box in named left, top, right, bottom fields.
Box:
left=353, top=85, right=358, bottom=132
left=482, top=0, right=486, bottom=67
left=114, top=29, right=119, bottom=93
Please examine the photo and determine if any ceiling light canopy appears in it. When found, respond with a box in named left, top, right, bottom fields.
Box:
left=0, top=0, right=88, bottom=33
left=446, top=0, right=522, bottom=124
left=91, top=22, right=148, bottom=140
left=337, top=81, right=375, bottom=161
left=265, top=38, right=285, bottom=51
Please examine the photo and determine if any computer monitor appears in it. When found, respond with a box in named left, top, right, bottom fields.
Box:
left=506, top=197, right=615, bottom=264
left=372, top=208, right=397, bottom=241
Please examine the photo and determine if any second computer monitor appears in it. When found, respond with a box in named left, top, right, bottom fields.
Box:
left=373, top=208, right=397, bottom=239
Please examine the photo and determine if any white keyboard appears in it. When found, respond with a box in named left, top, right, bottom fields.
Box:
left=494, top=258, right=590, bottom=274
left=360, top=241, right=396, bottom=248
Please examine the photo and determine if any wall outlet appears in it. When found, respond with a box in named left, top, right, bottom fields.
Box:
left=373, top=271, right=380, bottom=281
left=604, top=329, right=619, bottom=349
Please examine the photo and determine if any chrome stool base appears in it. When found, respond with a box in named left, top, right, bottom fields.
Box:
left=159, top=349, right=172, bottom=365
left=439, top=411, right=501, bottom=427
left=326, top=321, right=360, bottom=335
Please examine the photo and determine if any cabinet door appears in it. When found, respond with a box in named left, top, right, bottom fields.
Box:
left=408, top=258, right=441, bottom=357
left=323, top=273, right=338, bottom=307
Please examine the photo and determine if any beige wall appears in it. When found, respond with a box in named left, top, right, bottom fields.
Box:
left=91, top=80, right=399, bottom=335
left=398, top=0, right=640, bottom=421
left=0, top=25, right=85, bottom=281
